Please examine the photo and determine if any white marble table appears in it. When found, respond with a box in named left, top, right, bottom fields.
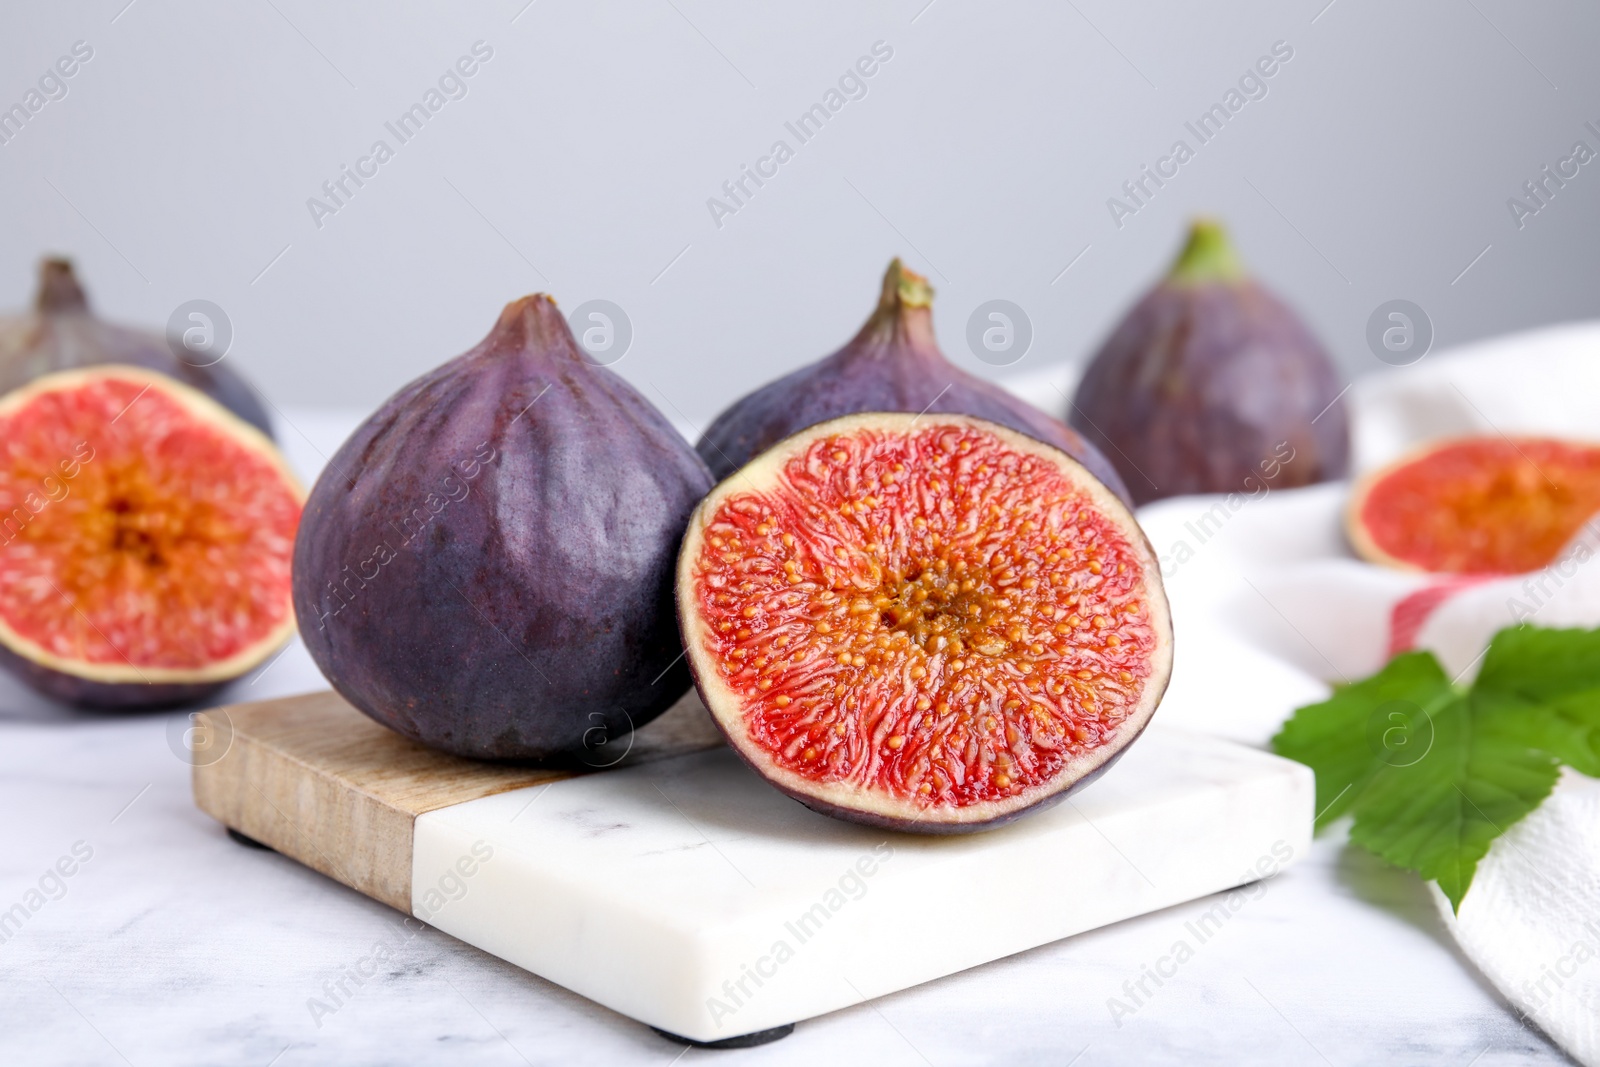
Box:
left=0, top=409, right=1570, bottom=1065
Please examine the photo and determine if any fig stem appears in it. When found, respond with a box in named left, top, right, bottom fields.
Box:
left=37, top=257, right=89, bottom=313
left=879, top=258, right=934, bottom=311
left=856, top=258, right=939, bottom=353
left=1167, top=219, right=1245, bottom=284
left=490, top=292, right=590, bottom=363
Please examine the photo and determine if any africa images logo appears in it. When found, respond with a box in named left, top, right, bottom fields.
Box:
left=305, top=41, right=495, bottom=230
left=1105, top=40, right=1294, bottom=229
left=705, top=41, right=895, bottom=229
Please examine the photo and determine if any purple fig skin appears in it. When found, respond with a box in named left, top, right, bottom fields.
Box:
left=695, top=260, right=1132, bottom=505
left=293, top=294, right=714, bottom=762
left=0, top=642, right=224, bottom=709
left=0, top=259, right=275, bottom=439
left=1070, top=221, right=1349, bottom=506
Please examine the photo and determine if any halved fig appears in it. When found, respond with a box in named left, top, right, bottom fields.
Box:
left=677, top=412, right=1173, bottom=832
left=1348, top=436, right=1600, bottom=575
left=0, top=366, right=303, bottom=707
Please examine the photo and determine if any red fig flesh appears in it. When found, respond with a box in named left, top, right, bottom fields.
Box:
left=0, top=367, right=302, bottom=708
left=1347, top=436, right=1600, bottom=575
left=678, top=412, right=1172, bottom=832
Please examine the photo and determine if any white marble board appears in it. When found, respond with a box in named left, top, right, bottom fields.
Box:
left=411, top=725, right=1312, bottom=1043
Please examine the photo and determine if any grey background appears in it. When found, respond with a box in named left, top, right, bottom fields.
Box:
left=1, top=0, right=1596, bottom=428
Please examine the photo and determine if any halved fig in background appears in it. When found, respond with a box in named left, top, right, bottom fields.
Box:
left=1348, top=436, right=1600, bottom=575
left=0, top=367, right=304, bottom=708
left=677, top=412, right=1173, bottom=832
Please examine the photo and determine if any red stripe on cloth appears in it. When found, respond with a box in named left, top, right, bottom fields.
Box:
left=1387, top=576, right=1497, bottom=657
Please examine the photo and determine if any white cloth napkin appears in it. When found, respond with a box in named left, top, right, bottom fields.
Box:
left=1010, top=321, right=1600, bottom=1063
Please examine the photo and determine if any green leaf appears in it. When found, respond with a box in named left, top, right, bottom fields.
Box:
left=1347, top=689, right=1558, bottom=910
left=1475, top=626, right=1600, bottom=777
left=1271, top=651, right=1456, bottom=828
left=1271, top=625, right=1600, bottom=911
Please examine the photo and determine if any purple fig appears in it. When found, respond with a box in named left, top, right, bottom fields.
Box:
left=293, top=294, right=713, bottom=761
left=696, top=260, right=1131, bottom=504
left=1070, top=220, right=1349, bottom=505
left=0, top=258, right=274, bottom=438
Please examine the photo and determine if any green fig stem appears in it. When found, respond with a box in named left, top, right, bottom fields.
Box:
left=37, top=257, right=89, bottom=313
left=1167, top=219, right=1245, bottom=284
left=878, top=258, right=934, bottom=311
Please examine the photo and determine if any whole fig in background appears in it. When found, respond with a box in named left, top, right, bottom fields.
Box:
left=293, top=294, right=714, bottom=762
left=1070, top=220, right=1349, bottom=505
left=696, top=259, right=1131, bottom=504
left=0, top=258, right=274, bottom=438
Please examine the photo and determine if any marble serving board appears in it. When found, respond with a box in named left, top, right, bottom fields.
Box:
left=191, top=689, right=1313, bottom=1045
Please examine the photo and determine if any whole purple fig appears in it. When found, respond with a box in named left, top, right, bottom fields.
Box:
left=696, top=259, right=1130, bottom=504
left=1070, top=220, right=1349, bottom=505
left=293, top=294, right=713, bottom=761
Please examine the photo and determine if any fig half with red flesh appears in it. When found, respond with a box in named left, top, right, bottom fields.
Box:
left=678, top=413, right=1173, bottom=832
left=0, top=366, right=303, bottom=707
left=1347, top=436, right=1600, bottom=575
